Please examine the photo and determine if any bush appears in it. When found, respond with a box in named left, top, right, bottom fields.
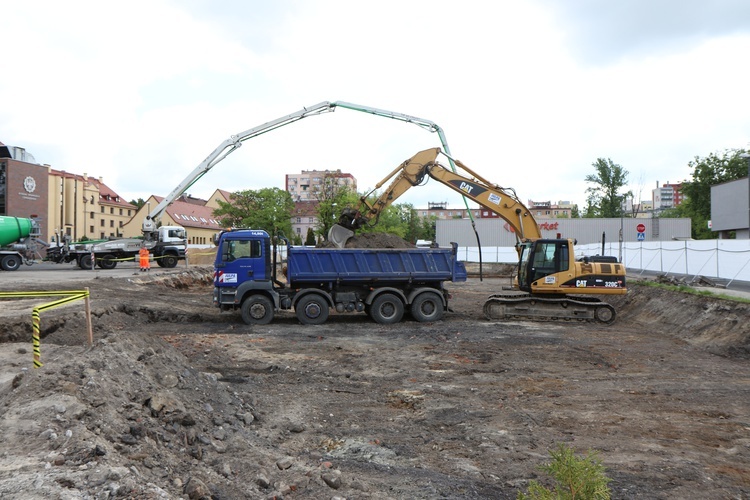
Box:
left=518, top=443, right=611, bottom=500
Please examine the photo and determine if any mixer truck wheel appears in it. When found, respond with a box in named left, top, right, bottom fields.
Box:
left=410, top=291, right=444, bottom=322
left=161, top=255, right=178, bottom=268
left=296, top=294, right=329, bottom=325
left=99, top=254, right=117, bottom=270
left=241, top=294, right=274, bottom=325
left=79, top=254, right=94, bottom=269
left=370, top=293, right=404, bottom=324
left=1, top=254, right=21, bottom=271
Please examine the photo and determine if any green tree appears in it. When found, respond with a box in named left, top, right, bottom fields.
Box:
left=584, top=158, right=631, bottom=218
left=212, top=187, right=294, bottom=237
left=312, top=175, right=359, bottom=239
left=129, top=198, right=146, bottom=209
left=304, top=227, right=316, bottom=246
left=664, top=149, right=748, bottom=239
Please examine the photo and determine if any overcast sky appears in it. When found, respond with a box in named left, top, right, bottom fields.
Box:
left=3, top=0, right=750, bottom=213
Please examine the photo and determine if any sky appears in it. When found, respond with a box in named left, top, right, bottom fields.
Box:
left=2, top=0, right=750, bottom=215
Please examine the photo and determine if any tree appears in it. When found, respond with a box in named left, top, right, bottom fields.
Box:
left=304, top=227, right=316, bottom=246
left=130, top=198, right=146, bottom=209
left=666, top=149, right=748, bottom=239
left=312, top=174, right=359, bottom=239
left=584, top=158, right=631, bottom=218
left=212, top=187, right=294, bottom=237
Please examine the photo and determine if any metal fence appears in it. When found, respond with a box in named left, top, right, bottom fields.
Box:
left=456, top=240, right=750, bottom=284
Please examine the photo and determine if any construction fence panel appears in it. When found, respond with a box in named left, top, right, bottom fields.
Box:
left=457, top=240, right=750, bottom=283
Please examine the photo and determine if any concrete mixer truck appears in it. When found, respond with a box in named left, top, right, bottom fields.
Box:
left=0, top=216, right=44, bottom=271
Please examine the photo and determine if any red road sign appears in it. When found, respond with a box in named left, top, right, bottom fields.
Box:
left=636, top=223, right=646, bottom=233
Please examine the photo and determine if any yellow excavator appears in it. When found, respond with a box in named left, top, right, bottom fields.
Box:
left=328, top=148, right=627, bottom=324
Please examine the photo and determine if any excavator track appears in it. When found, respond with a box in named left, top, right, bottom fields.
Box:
left=483, top=294, right=616, bottom=324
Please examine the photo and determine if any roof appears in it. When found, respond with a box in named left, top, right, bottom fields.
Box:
left=292, top=201, right=319, bottom=217
left=152, top=196, right=225, bottom=230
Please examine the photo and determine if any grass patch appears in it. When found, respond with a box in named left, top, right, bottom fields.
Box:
left=632, top=279, right=750, bottom=304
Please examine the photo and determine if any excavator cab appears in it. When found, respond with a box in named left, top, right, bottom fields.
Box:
left=518, top=239, right=571, bottom=293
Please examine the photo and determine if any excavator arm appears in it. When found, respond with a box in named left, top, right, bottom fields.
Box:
left=330, top=148, right=626, bottom=325
left=330, top=148, right=541, bottom=246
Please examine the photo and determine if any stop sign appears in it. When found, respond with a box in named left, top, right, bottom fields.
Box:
left=636, top=223, right=646, bottom=233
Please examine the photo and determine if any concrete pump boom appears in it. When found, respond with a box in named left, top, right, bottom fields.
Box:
left=142, top=101, right=457, bottom=238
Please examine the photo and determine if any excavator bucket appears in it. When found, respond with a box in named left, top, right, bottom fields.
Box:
left=327, top=224, right=354, bottom=248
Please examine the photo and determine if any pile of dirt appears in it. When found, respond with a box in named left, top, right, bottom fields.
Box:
left=318, top=232, right=415, bottom=249
left=2, top=270, right=750, bottom=498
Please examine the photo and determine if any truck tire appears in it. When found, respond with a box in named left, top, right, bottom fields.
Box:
left=410, top=291, right=444, bottom=322
left=99, top=254, right=117, bottom=270
left=296, top=294, right=329, bottom=325
left=79, top=254, right=94, bottom=269
left=241, top=294, right=274, bottom=325
left=1, top=254, right=21, bottom=271
left=369, top=293, right=404, bottom=324
left=161, top=255, right=178, bottom=268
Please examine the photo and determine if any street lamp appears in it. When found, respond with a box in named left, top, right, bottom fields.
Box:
left=741, top=152, right=750, bottom=238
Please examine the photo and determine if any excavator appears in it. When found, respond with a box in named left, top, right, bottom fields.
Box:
left=328, top=148, right=627, bottom=324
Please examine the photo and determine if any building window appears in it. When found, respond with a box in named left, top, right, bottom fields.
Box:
left=296, top=217, right=301, bottom=223
left=308, top=217, right=313, bottom=223
left=110, top=207, right=114, bottom=214
left=100, top=220, right=105, bottom=227
left=110, top=220, right=114, bottom=227
left=90, top=226, right=94, bottom=233
left=119, top=208, right=123, bottom=215
left=90, top=212, right=94, bottom=219
left=100, top=206, right=105, bottom=213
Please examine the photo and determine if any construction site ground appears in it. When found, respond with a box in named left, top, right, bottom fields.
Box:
left=0, top=260, right=749, bottom=499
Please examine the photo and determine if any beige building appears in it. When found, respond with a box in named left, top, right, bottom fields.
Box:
left=47, top=169, right=136, bottom=243
left=291, top=201, right=319, bottom=242
left=285, top=169, right=356, bottom=202
left=122, top=189, right=230, bottom=248
left=526, top=200, right=573, bottom=219
left=415, top=202, right=479, bottom=221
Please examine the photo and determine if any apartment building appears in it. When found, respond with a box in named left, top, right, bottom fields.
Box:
left=285, top=169, right=356, bottom=201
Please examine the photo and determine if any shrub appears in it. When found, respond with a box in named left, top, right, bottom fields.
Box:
left=518, top=443, right=611, bottom=499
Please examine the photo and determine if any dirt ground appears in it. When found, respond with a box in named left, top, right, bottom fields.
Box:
left=0, top=265, right=749, bottom=499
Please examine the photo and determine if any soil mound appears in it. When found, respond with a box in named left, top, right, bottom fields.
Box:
left=319, top=232, right=415, bottom=249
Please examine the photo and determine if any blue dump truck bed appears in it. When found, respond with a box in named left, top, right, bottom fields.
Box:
left=286, top=245, right=467, bottom=285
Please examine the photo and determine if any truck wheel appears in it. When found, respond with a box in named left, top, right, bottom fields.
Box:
left=370, top=293, right=404, bottom=324
left=79, top=254, right=94, bottom=269
left=241, top=294, right=274, bottom=325
left=161, top=255, right=178, bottom=268
left=410, top=292, right=444, bottom=322
left=296, top=294, right=329, bottom=325
left=1, top=254, right=21, bottom=271
left=99, top=254, right=117, bottom=270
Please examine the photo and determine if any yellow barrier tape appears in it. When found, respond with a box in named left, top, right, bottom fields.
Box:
left=89, top=254, right=175, bottom=263
left=0, top=289, right=93, bottom=368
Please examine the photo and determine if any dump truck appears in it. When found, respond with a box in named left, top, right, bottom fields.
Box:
left=213, top=229, right=467, bottom=325
left=0, top=216, right=44, bottom=271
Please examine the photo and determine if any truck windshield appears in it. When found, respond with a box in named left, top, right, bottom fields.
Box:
left=222, top=239, right=261, bottom=262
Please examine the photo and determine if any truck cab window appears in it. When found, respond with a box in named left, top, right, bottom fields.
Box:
left=222, top=239, right=261, bottom=262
